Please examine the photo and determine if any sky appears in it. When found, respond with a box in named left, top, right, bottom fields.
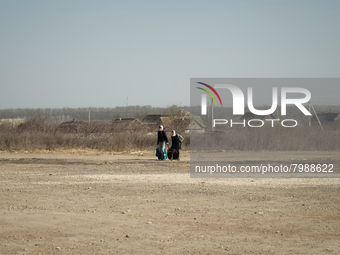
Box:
left=1, top=0, right=340, bottom=109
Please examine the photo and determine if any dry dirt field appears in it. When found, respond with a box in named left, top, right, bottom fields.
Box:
left=0, top=151, right=339, bottom=255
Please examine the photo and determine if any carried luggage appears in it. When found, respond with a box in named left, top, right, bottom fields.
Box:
left=167, top=149, right=179, bottom=160
left=156, top=146, right=167, bottom=160
left=178, top=134, right=184, bottom=149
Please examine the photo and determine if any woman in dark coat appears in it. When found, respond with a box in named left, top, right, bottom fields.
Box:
left=170, top=130, right=180, bottom=160
left=157, top=125, right=168, bottom=160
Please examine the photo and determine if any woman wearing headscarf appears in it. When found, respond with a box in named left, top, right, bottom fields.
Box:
left=170, top=130, right=180, bottom=160
left=157, top=125, right=168, bottom=160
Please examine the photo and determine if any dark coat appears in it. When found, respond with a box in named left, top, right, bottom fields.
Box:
left=171, top=134, right=180, bottom=150
left=157, top=130, right=168, bottom=143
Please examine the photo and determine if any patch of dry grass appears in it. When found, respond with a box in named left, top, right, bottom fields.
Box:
left=1, top=118, right=338, bottom=152
left=0, top=118, right=190, bottom=152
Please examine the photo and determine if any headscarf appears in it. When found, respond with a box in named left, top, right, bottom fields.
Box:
left=159, top=125, right=163, bottom=131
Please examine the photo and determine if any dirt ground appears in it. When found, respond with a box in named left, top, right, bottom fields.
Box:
left=0, top=150, right=339, bottom=255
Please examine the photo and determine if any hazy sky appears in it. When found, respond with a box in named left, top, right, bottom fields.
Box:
left=1, top=0, right=339, bottom=109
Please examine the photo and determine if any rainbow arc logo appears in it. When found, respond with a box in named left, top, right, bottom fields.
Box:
left=196, top=82, right=223, bottom=106
left=196, top=82, right=223, bottom=115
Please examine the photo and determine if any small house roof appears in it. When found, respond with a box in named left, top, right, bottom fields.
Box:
left=142, top=114, right=163, bottom=123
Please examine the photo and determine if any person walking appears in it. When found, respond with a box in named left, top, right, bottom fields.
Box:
left=170, top=130, right=180, bottom=160
left=157, top=125, right=168, bottom=160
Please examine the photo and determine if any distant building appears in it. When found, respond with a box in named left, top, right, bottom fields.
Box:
left=0, top=118, right=26, bottom=127
left=188, top=116, right=205, bottom=133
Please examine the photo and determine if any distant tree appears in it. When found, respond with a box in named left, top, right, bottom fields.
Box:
left=163, top=105, right=185, bottom=120
left=114, top=113, right=120, bottom=120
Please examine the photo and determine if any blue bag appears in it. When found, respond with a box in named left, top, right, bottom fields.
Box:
left=156, top=146, right=167, bottom=160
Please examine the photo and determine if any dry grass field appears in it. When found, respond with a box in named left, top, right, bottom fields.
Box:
left=0, top=150, right=339, bottom=254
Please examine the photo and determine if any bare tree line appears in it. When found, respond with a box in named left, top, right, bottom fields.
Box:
left=1, top=104, right=338, bottom=123
left=0, top=105, right=189, bottom=121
